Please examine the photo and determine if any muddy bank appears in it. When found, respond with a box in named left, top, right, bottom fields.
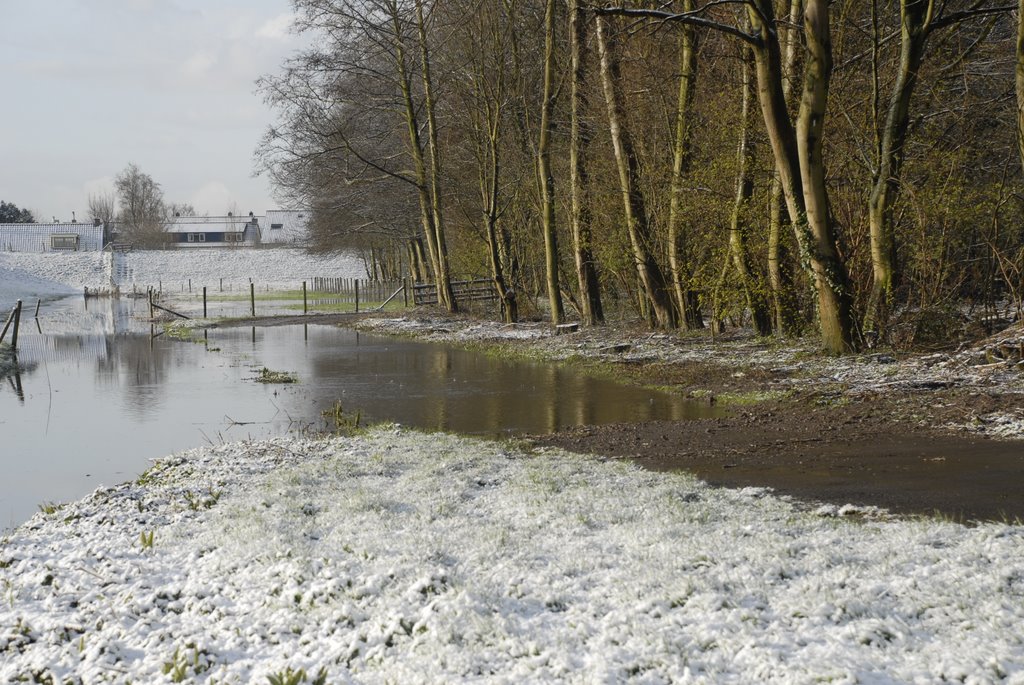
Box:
left=531, top=392, right=1024, bottom=522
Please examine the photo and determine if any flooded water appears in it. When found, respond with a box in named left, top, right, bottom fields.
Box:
left=1, top=296, right=721, bottom=529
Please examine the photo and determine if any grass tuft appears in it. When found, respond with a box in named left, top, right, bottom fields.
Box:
left=255, top=367, right=298, bottom=384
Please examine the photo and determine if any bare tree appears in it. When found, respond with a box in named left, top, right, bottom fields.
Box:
left=666, top=0, right=702, bottom=329
left=598, top=0, right=855, bottom=352
left=863, top=0, right=1015, bottom=338
left=448, top=0, right=521, bottom=321
left=87, top=191, right=117, bottom=226
left=414, top=0, right=457, bottom=311
left=1018, top=0, right=1024, bottom=171
left=596, top=14, right=677, bottom=329
left=167, top=202, right=196, bottom=217
left=537, top=0, right=565, bottom=324
left=254, top=0, right=1021, bottom=349
left=569, top=0, right=604, bottom=325
left=766, top=0, right=802, bottom=336
left=114, top=163, right=167, bottom=246
left=727, top=42, right=772, bottom=336
left=258, top=0, right=456, bottom=309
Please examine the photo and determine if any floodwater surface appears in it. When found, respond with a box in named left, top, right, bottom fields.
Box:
left=1, top=296, right=721, bottom=528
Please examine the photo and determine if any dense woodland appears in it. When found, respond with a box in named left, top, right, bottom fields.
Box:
left=258, top=0, right=1024, bottom=353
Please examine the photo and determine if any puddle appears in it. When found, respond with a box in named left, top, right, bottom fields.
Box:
left=1, top=296, right=722, bottom=528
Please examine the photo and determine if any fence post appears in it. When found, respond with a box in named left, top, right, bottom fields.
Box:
left=11, top=300, right=22, bottom=351
left=35, top=299, right=41, bottom=318
left=203, top=287, right=208, bottom=318
left=250, top=282, right=256, bottom=317
left=355, top=280, right=359, bottom=313
left=148, top=288, right=154, bottom=319
left=404, top=278, right=409, bottom=307
left=303, top=281, right=308, bottom=314
left=1, top=304, right=16, bottom=344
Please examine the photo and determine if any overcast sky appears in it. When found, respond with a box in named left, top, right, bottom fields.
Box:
left=1, top=0, right=308, bottom=222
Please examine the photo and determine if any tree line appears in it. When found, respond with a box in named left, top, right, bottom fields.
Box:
left=0, top=201, right=35, bottom=224
left=3, top=166, right=196, bottom=246
left=258, top=0, right=1024, bottom=353
left=86, top=164, right=199, bottom=247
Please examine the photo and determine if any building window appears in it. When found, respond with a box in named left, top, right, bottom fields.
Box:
left=270, top=223, right=283, bottom=229
left=199, top=233, right=206, bottom=242
left=187, top=233, right=206, bottom=243
left=51, top=234, right=79, bottom=250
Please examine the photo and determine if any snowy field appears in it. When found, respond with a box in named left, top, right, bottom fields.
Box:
left=0, top=248, right=365, bottom=303
left=2, top=427, right=1022, bottom=683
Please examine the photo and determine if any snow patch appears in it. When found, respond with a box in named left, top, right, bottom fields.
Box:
left=2, top=427, right=1023, bottom=682
left=950, top=411, right=1024, bottom=439
left=0, top=249, right=364, bottom=303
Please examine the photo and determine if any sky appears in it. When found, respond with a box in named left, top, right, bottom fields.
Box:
left=0, top=0, right=309, bottom=222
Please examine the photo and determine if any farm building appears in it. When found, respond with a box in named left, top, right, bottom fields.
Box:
left=1, top=210, right=308, bottom=252
left=262, top=209, right=309, bottom=245
left=165, top=213, right=262, bottom=247
left=0, top=222, right=106, bottom=252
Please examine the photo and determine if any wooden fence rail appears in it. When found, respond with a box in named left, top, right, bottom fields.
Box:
left=413, top=278, right=496, bottom=306
left=311, top=277, right=402, bottom=301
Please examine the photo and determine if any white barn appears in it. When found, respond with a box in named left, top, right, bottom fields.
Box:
left=262, top=210, right=310, bottom=245
left=0, top=222, right=106, bottom=252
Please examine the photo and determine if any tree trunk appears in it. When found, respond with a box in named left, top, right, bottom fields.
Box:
left=710, top=253, right=732, bottom=335
left=744, top=0, right=854, bottom=353
left=1018, top=0, right=1024, bottom=172
left=863, top=0, right=932, bottom=337
left=538, top=0, right=565, bottom=324
left=596, top=15, right=677, bottom=329
left=666, top=0, right=703, bottom=329
left=392, top=9, right=445, bottom=306
left=569, top=0, right=604, bottom=325
left=473, top=12, right=517, bottom=324
left=730, top=46, right=773, bottom=336
left=766, top=0, right=802, bottom=335
left=795, top=0, right=855, bottom=353
left=413, top=237, right=430, bottom=282
left=485, top=208, right=518, bottom=322
left=415, top=0, right=457, bottom=313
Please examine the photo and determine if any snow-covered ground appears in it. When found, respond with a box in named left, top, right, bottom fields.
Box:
left=0, top=248, right=364, bottom=303
left=3, top=426, right=1022, bottom=683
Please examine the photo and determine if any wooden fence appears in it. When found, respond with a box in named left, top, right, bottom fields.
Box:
left=311, top=277, right=403, bottom=304
left=413, top=278, right=497, bottom=306
left=139, top=276, right=502, bottom=319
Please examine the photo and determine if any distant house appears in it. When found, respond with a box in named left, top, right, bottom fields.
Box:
left=262, top=210, right=309, bottom=245
left=0, top=221, right=106, bottom=252
left=165, top=213, right=262, bottom=247
left=0, top=209, right=309, bottom=252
